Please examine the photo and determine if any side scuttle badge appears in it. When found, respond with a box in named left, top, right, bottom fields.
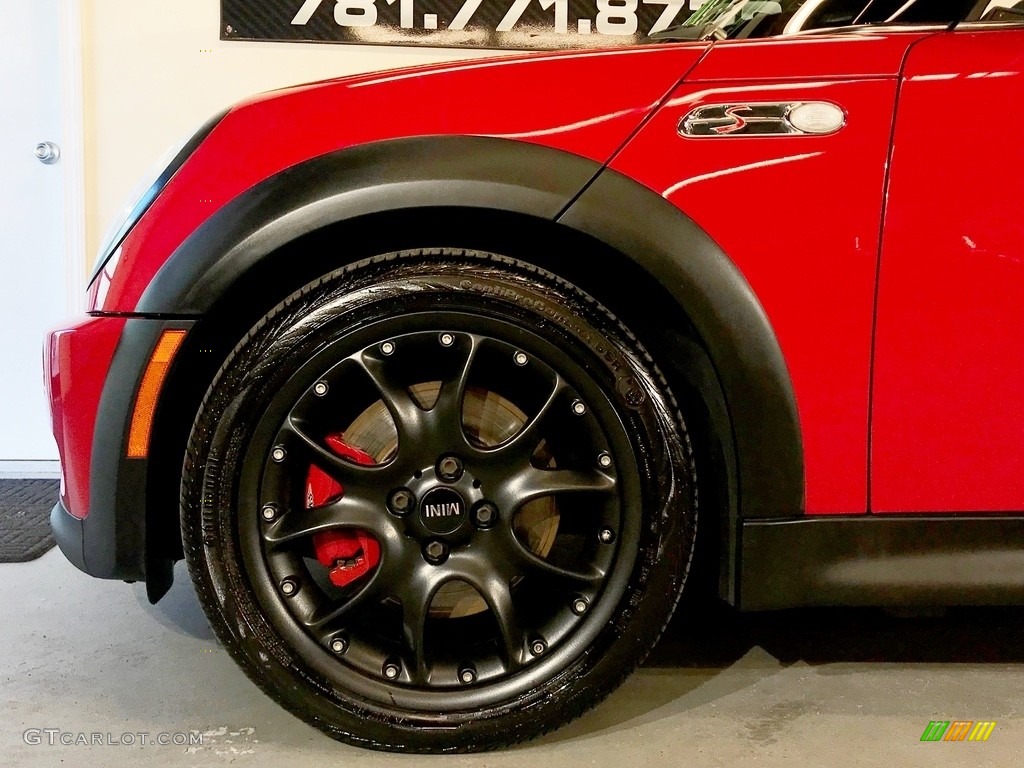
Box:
left=680, top=102, right=846, bottom=138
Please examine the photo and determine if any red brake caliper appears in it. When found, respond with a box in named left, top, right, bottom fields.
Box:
left=306, top=435, right=381, bottom=588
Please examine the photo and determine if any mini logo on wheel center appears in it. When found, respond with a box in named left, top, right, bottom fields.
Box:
left=418, top=487, right=466, bottom=535
left=424, top=502, right=461, bottom=518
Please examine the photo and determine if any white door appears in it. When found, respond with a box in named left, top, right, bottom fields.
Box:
left=0, top=0, right=70, bottom=474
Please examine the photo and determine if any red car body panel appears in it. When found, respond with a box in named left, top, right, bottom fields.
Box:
left=88, top=44, right=710, bottom=314
left=608, top=34, right=929, bottom=513
left=44, top=316, right=126, bottom=520
left=681, top=31, right=923, bottom=80
left=872, top=29, right=1024, bottom=513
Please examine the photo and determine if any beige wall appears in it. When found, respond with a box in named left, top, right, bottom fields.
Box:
left=81, top=1, right=495, bottom=269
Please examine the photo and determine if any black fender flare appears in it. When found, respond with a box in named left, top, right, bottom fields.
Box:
left=138, top=136, right=604, bottom=314
left=137, top=136, right=802, bottom=592
left=559, top=170, right=804, bottom=520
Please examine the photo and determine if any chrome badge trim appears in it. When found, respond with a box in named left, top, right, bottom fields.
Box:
left=679, top=102, right=846, bottom=138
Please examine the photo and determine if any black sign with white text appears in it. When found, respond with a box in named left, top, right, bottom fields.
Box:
left=222, top=0, right=703, bottom=50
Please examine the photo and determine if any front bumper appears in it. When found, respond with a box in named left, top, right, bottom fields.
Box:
left=46, top=315, right=195, bottom=588
left=45, top=316, right=126, bottom=522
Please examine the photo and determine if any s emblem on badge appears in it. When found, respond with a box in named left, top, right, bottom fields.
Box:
left=713, top=106, right=753, bottom=135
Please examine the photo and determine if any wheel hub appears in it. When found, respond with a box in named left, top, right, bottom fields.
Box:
left=396, top=456, right=488, bottom=546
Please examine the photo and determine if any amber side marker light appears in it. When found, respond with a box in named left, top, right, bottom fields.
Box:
left=127, top=330, right=187, bottom=459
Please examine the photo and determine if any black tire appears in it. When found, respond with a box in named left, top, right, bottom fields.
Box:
left=182, top=249, right=697, bottom=752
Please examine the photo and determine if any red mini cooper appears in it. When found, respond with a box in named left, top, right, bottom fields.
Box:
left=44, top=0, right=1024, bottom=753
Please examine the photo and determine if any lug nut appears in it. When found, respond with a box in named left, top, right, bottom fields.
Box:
left=473, top=502, right=498, bottom=529
left=597, top=452, right=613, bottom=469
left=459, top=666, right=477, bottom=684
left=330, top=637, right=348, bottom=655
left=280, top=579, right=298, bottom=596
left=424, top=541, right=449, bottom=565
left=388, top=489, right=415, bottom=516
left=572, top=400, right=587, bottom=416
left=439, top=333, right=455, bottom=347
left=513, top=351, right=528, bottom=366
left=383, top=661, right=401, bottom=680
left=598, top=528, right=616, bottom=544
left=436, top=455, right=464, bottom=483
left=313, top=381, right=329, bottom=397
left=572, top=598, right=589, bottom=616
left=531, top=639, right=547, bottom=656
left=271, top=446, right=287, bottom=463
left=261, top=504, right=278, bottom=522
left=381, top=341, right=395, bottom=356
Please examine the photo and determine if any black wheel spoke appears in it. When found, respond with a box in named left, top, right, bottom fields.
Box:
left=487, top=375, right=567, bottom=461
left=509, top=536, right=605, bottom=588
left=429, top=335, right=479, bottom=437
left=356, top=353, right=426, bottom=447
left=399, top=572, right=441, bottom=684
left=264, top=496, right=394, bottom=546
left=470, top=573, right=526, bottom=670
left=304, top=567, right=391, bottom=631
left=504, top=467, right=615, bottom=509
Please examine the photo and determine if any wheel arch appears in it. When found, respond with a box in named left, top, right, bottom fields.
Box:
left=143, top=138, right=803, bottom=604
left=558, top=169, right=805, bottom=521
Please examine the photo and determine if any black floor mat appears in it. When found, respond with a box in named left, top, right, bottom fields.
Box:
left=0, top=479, right=59, bottom=563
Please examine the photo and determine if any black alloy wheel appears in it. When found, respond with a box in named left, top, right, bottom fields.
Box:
left=182, top=250, right=697, bottom=752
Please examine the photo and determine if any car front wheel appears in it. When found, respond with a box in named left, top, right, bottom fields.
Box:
left=182, top=249, right=697, bottom=752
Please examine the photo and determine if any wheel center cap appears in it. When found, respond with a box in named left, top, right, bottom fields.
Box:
left=418, top=487, right=467, bottom=536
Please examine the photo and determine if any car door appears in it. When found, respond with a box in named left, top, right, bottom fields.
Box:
left=871, top=22, right=1024, bottom=512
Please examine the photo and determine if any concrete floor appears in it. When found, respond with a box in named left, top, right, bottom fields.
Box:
left=3, top=552, right=1023, bottom=767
